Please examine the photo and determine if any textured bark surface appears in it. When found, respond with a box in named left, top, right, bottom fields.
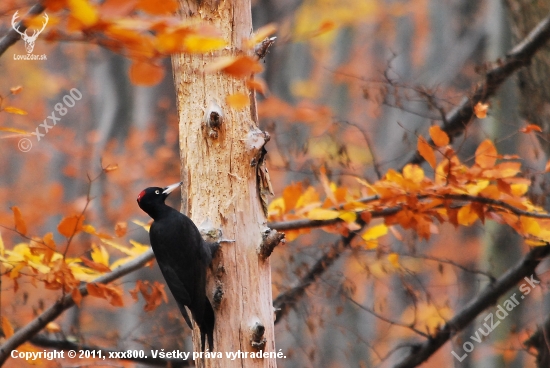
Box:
left=504, top=1, right=550, bottom=152
left=172, top=1, right=276, bottom=367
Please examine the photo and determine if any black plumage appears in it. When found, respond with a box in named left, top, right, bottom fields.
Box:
left=137, top=182, right=215, bottom=351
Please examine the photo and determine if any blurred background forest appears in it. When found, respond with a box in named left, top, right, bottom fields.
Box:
left=0, top=0, right=550, bottom=367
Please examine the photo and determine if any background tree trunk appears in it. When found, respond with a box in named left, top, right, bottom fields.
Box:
left=172, top=1, right=277, bottom=367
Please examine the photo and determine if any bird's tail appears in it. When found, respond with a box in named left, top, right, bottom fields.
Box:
left=200, top=299, right=215, bottom=352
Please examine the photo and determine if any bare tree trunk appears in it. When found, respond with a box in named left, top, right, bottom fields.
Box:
left=172, top=1, right=276, bottom=367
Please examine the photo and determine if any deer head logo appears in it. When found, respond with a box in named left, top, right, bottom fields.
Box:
left=12, top=11, right=48, bottom=54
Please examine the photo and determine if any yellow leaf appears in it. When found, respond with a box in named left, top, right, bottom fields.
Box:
left=402, top=164, right=424, bottom=183
left=82, top=224, right=96, bottom=234
left=338, top=211, right=356, bottom=223
left=307, top=208, right=340, bottom=220
left=510, top=183, right=528, bottom=196
left=417, top=135, right=436, bottom=169
left=521, top=217, right=541, bottom=237
left=0, top=127, right=29, bottom=134
left=465, top=180, right=489, bottom=195
left=267, top=197, right=285, bottom=218
left=429, top=125, right=449, bottom=147
left=0, top=232, right=4, bottom=257
left=525, top=239, right=547, bottom=246
left=457, top=204, right=478, bottom=226
left=129, top=240, right=150, bottom=254
left=91, top=243, right=109, bottom=266
left=183, top=34, right=226, bottom=53
left=475, top=140, right=497, bottom=169
left=101, top=239, right=134, bottom=256
left=226, top=93, right=249, bottom=110
left=474, top=102, right=489, bottom=119
left=362, top=223, right=388, bottom=241
left=3, top=106, right=27, bottom=115
left=68, top=0, right=99, bottom=27
left=387, top=253, right=400, bottom=268
left=12, top=206, right=27, bottom=235
left=132, top=219, right=150, bottom=232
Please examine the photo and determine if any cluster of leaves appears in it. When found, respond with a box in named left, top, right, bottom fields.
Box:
left=269, top=127, right=550, bottom=250
left=17, top=0, right=276, bottom=89
left=0, top=206, right=161, bottom=312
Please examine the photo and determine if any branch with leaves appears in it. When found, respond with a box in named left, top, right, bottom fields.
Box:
left=402, top=11, right=550, bottom=169
left=0, top=248, right=155, bottom=365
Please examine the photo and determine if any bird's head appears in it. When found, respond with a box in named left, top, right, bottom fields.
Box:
left=137, top=181, right=182, bottom=218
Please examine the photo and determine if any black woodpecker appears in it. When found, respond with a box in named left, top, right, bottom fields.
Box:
left=137, top=182, right=215, bottom=351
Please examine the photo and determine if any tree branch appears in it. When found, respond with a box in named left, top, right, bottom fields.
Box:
left=273, top=227, right=360, bottom=323
left=401, top=11, right=550, bottom=170
left=393, top=244, right=550, bottom=368
left=269, top=193, right=550, bottom=232
left=0, top=3, right=46, bottom=57
left=0, top=249, right=155, bottom=365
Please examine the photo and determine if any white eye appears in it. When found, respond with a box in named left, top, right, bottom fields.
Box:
left=155, top=190, right=160, bottom=194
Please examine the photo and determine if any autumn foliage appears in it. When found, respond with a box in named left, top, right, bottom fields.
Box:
left=0, top=0, right=550, bottom=367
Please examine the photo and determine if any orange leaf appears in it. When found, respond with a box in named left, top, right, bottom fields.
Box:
left=80, top=257, right=111, bottom=273
left=246, top=78, right=268, bottom=95
left=245, top=23, right=278, bottom=48
left=115, top=222, right=127, bottom=237
left=429, top=125, right=449, bottom=147
left=43, top=232, right=57, bottom=250
left=545, top=160, right=550, bottom=173
left=12, top=206, right=27, bottom=235
left=100, top=0, right=138, bottom=16
left=475, top=139, right=497, bottom=169
left=57, top=215, right=84, bottom=237
left=136, top=0, right=177, bottom=15
left=72, top=287, right=82, bottom=307
left=205, top=56, right=263, bottom=78
left=3, top=106, right=27, bottom=115
left=10, top=86, right=22, bottom=95
left=474, top=102, right=489, bottom=119
left=1, top=317, right=14, bottom=338
left=129, top=61, right=165, bottom=86
left=283, top=182, right=302, bottom=212
left=417, top=136, right=436, bottom=168
left=519, top=124, right=542, bottom=134
left=312, top=20, right=337, bottom=37
left=225, top=93, right=249, bottom=109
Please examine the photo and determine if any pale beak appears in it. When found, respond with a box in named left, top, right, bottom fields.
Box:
left=163, top=181, right=183, bottom=195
